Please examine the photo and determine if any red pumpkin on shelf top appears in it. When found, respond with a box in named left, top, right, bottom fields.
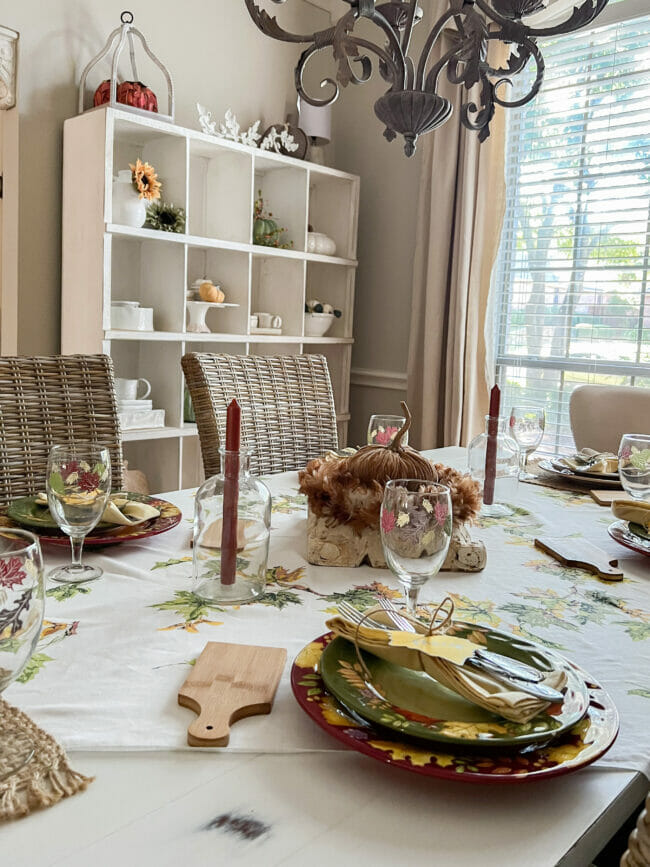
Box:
left=93, top=80, right=158, bottom=113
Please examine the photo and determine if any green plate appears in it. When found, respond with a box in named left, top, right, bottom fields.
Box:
left=319, top=621, right=589, bottom=749
left=7, top=493, right=155, bottom=532
left=629, top=522, right=650, bottom=542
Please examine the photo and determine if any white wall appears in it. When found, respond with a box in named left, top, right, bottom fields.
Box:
left=329, top=23, right=425, bottom=447
left=0, top=0, right=328, bottom=355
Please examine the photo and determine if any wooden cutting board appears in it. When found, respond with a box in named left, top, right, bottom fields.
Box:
left=178, top=642, right=287, bottom=747
left=534, top=536, right=624, bottom=581
left=589, top=489, right=635, bottom=507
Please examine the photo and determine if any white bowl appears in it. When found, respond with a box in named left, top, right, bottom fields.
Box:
left=111, top=305, right=154, bottom=331
left=304, top=312, right=334, bottom=337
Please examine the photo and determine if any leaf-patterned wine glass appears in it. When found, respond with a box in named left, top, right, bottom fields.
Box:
left=618, top=434, right=650, bottom=500
left=0, top=528, right=44, bottom=780
left=367, top=415, right=407, bottom=446
left=380, top=480, right=452, bottom=615
left=46, top=444, right=111, bottom=584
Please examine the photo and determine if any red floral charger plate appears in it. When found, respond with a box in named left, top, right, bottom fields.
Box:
left=6, top=494, right=182, bottom=548
left=291, top=633, right=619, bottom=784
left=608, top=520, right=650, bottom=559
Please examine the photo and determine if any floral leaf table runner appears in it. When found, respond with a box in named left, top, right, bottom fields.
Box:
left=5, top=448, right=650, bottom=779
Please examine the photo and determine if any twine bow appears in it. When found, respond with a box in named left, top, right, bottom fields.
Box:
left=351, top=596, right=455, bottom=688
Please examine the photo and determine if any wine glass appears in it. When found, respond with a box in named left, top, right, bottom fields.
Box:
left=380, top=480, right=452, bottom=615
left=618, top=434, right=650, bottom=500
left=46, top=444, right=111, bottom=584
left=0, top=528, right=45, bottom=779
left=509, top=406, right=546, bottom=480
left=367, top=414, right=407, bottom=446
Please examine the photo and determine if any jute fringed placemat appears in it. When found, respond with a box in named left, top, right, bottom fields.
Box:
left=0, top=699, right=93, bottom=821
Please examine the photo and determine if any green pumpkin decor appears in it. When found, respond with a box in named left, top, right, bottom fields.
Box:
left=253, top=191, right=293, bottom=249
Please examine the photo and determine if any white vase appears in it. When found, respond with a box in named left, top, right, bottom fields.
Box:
left=112, top=170, right=147, bottom=228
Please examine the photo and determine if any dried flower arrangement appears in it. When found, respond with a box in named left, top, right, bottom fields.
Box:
left=129, top=159, right=161, bottom=201
left=145, top=201, right=186, bottom=233
left=298, top=402, right=485, bottom=571
left=253, top=191, right=293, bottom=249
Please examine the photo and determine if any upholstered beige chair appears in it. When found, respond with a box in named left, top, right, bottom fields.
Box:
left=181, top=353, right=339, bottom=476
left=569, top=385, right=650, bottom=453
left=621, top=792, right=650, bottom=866
left=0, top=355, right=123, bottom=507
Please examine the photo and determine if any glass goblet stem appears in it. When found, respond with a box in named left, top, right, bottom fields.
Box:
left=70, top=535, right=85, bottom=567
left=404, top=585, right=420, bottom=616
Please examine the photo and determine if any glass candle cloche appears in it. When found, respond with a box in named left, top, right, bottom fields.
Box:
left=193, top=449, right=271, bottom=604
left=467, top=415, right=520, bottom=516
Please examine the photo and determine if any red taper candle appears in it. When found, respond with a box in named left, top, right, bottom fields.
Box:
left=220, top=399, right=241, bottom=585
left=483, top=385, right=500, bottom=506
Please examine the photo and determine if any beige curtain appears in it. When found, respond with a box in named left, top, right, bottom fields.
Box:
left=407, top=41, right=507, bottom=449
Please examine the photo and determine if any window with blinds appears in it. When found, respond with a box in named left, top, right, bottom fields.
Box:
left=491, top=12, right=650, bottom=454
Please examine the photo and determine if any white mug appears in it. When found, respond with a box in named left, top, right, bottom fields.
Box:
left=249, top=314, right=259, bottom=329
left=115, top=377, right=151, bottom=401
left=254, top=312, right=282, bottom=329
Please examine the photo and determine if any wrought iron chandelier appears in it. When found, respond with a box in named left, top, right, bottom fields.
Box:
left=244, top=0, right=608, bottom=156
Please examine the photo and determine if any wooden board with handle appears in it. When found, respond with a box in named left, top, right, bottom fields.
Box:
left=178, top=642, right=287, bottom=747
left=589, top=490, right=636, bottom=507
left=534, top=536, right=624, bottom=581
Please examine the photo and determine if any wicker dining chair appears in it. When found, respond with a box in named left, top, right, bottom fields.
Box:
left=181, top=353, right=339, bottom=476
left=621, top=791, right=650, bottom=866
left=0, top=355, right=123, bottom=507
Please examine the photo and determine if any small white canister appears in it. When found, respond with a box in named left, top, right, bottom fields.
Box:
left=111, top=301, right=154, bottom=331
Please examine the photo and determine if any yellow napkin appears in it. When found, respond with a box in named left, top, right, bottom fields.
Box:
left=326, top=610, right=566, bottom=724
left=559, top=448, right=618, bottom=474
left=35, top=493, right=159, bottom=526
left=611, top=499, right=650, bottom=530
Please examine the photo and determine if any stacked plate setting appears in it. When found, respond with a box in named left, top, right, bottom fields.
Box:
left=291, top=617, right=619, bottom=783
left=117, top=399, right=165, bottom=430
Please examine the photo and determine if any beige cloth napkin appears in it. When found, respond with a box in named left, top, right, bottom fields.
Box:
left=35, top=493, right=159, bottom=526
left=325, top=611, right=567, bottom=724
left=558, top=448, right=618, bottom=474
left=612, top=499, right=650, bottom=530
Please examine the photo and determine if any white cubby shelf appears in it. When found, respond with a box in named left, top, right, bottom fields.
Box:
left=62, top=107, right=359, bottom=493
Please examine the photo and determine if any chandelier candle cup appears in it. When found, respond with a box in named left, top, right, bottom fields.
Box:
left=46, top=444, right=111, bottom=584
left=380, top=480, right=453, bottom=615
left=0, top=529, right=45, bottom=780
left=618, top=434, right=650, bottom=501
left=193, top=448, right=271, bottom=605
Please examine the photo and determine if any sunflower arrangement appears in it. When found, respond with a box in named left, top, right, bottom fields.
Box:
left=129, top=158, right=161, bottom=201
left=145, top=201, right=186, bottom=233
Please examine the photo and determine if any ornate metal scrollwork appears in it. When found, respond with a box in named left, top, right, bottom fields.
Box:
left=243, top=0, right=609, bottom=156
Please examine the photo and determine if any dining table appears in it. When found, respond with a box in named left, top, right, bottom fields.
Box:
left=2, top=446, right=649, bottom=867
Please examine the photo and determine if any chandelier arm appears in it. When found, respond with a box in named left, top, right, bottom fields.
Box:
left=424, top=45, right=463, bottom=92
left=295, top=46, right=341, bottom=106
left=525, top=0, right=608, bottom=37
left=348, top=35, right=401, bottom=84
left=362, top=7, right=408, bottom=88
left=400, top=0, right=420, bottom=57
left=490, top=37, right=544, bottom=107
left=484, top=39, right=531, bottom=78
left=243, top=0, right=330, bottom=44
left=472, top=0, right=523, bottom=30
left=415, top=8, right=458, bottom=90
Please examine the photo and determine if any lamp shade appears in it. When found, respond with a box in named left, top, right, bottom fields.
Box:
left=297, top=97, right=331, bottom=145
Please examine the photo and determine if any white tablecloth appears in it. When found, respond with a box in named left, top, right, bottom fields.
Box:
left=7, top=448, right=650, bottom=779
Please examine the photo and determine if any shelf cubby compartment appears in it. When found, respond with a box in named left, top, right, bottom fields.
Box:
left=110, top=339, right=184, bottom=428
left=110, top=119, right=187, bottom=222
left=254, top=154, right=308, bottom=252
left=188, top=139, right=253, bottom=243
left=124, top=437, right=181, bottom=495
left=305, top=262, right=355, bottom=339
left=186, top=246, right=250, bottom=335
left=108, top=235, right=186, bottom=333
left=251, top=256, right=305, bottom=338
left=308, top=172, right=359, bottom=260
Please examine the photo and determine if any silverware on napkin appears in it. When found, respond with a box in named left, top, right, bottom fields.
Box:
left=337, top=600, right=564, bottom=703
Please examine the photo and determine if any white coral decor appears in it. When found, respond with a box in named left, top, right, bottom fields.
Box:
left=196, top=103, right=261, bottom=148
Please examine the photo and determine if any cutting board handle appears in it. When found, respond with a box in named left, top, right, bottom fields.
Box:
left=179, top=692, right=273, bottom=747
